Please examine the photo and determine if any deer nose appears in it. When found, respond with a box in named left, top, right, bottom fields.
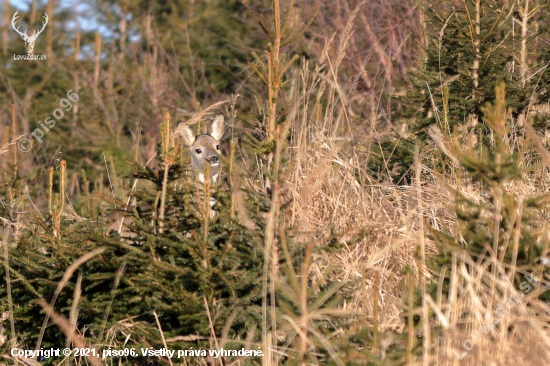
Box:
left=210, top=156, right=219, bottom=164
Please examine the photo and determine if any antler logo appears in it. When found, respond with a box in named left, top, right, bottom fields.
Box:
left=11, top=11, right=48, bottom=54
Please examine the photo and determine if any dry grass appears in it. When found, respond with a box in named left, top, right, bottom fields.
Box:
left=282, top=114, right=550, bottom=365
left=3, top=1, right=550, bottom=365
left=0, top=134, right=28, bottom=156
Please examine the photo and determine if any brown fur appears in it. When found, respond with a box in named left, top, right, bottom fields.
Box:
left=179, top=113, right=225, bottom=181
left=105, top=114, right=226, bottom=239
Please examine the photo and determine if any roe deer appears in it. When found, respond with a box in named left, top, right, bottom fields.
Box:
left=106, top=113, right=226, bottom=239
left=178, top=113, right=225, bottom=185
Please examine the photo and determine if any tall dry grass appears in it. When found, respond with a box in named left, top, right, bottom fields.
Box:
left=2, top=1, right=550, bottom=366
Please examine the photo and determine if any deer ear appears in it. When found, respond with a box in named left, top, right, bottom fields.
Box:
left=176, top=121, right=196, bottom=146
left=209, top=113, right=225, bottom=141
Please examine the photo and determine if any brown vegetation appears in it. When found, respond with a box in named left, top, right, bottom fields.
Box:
left=2, top=1, right=550, bottom=365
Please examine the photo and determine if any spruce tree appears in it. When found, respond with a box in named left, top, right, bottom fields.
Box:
left=429, top=83, right=550, bottom=302
left=394, top=0, right=550, bottom=160
left=403, top=1, right=520, bottom=140
left=1, top=118, right=269, bottom=363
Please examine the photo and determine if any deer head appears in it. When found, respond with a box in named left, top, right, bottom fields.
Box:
left=106, top=114, right=226, bottom=239
left=178, top=114, right=225, bottom=183
left=12, top=11, right=48, bottom=54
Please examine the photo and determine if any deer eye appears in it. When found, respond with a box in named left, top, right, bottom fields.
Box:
left=216, top=145, right=220, bottom=150
left=195, top=149, right=202, bottom=154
